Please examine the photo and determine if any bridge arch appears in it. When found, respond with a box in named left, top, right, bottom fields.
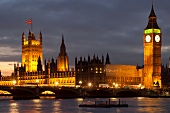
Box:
left=39, top=88, right=80, bottom=98
left=115, top=89, right=142, bottom=97
left=1, top=86, right=40, bottom=99
left=54, top=88, right=80, bottom=98
left=85, top=89, right=113, bottom=97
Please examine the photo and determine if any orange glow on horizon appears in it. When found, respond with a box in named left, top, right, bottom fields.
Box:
left=0, top=62, right=20, bottom=76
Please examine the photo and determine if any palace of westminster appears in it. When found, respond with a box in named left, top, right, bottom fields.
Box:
left=0, top=4, right=170, bottom=89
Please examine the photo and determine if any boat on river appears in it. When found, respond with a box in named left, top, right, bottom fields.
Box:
left=79, top=99, right=128, bottom=108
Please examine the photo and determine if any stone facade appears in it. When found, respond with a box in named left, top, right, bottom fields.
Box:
left=0, top=33, right=75, bottom=87
left=75, top=54, right=110, bottom=87
left=22, top=31, right=43, bottom=72
left=105, top=64, right=143, bottom=88
left=143, top=4, right=162, bottom=88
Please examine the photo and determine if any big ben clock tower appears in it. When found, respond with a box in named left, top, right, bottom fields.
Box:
left=144, top=4, right=162, bottom=89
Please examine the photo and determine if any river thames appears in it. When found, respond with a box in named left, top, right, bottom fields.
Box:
left=0, top=96, right=170, bottom=113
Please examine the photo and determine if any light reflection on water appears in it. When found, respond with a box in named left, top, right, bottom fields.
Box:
left=0, top=97, right=170, bottom=113
left=53, top=99, right=61, bottom=112
left=10, top=101, right=19, bottom=113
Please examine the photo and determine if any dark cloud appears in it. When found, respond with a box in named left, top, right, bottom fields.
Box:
left=0, top=0, right=170, bottom=67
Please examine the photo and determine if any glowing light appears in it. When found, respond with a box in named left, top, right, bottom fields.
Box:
left=10, top=102, right=19, bottom=113
left=55, top=82, right=59, bottom=86
left=138, top=84, right=141, bottom=89
left=115, top=84, right=118, bottom=88
left=32, top=99, right=42, bottom=111
left=13, top=80, right=16, bottom=85
left=144, top=29, right=161, bottom=34
left=79, top=81, right=82, bottom=85
left=76, top=98, right=83, bottom=101
left=88, top=82, right=92, bottom=87
left=41, top=90, right=55, bottom=94
left=0, top=90, right=11, bottom=94
left=36, top=79, right=39, bottom=83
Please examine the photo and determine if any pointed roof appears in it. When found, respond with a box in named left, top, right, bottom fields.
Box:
left=149, top=4, right=156, bottom=18
left=106, top=53, right=111, bottom=64
left=22, top=32, right=25, bottom=36
left=39, top=31, right=42, bottom=37
left=62, top=33, right=64, bottom=44
left=145, top=3, right=160, bottom=29
left=59, top=34, right=67, bottom=56
left=29, top=29, right=31, bottom=35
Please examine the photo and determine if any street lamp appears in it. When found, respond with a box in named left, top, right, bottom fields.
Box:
left=55, top=82, right=59, bottom=87
left=36, top=79, right=39, bottom=86
left=113, top=82, right=115, bottom=88
left=36, top=79, right=39, bottom=83
left=88, top=82, right=92, bottom=87
left=79, top=81, right=82, bottom=87
left=115, top=84, right=118, bottom=88
left=13, top=80, right=16, bottom=86
left=138, top=84, right=141, bottom=89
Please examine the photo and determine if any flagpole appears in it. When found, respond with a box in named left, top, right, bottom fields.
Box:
left=31, top=18, right=33, bottom=32
left=26, top=18, right=32, bottom=31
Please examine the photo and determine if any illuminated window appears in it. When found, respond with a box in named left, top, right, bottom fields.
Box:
left=96, top=68, right=98, bottom=70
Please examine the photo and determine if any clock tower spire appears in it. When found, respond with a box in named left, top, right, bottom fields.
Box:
left=143, top=2, right=162, bottom=89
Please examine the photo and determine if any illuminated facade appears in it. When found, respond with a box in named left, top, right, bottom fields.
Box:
left=143, top=4, right=162, bottom=88
left=0, top=3, right=166, bottom=89
left=0, top=34, right=75, bottom=87
left=57, top=34, right=69, bottom=71
left=22, top=31, right=43, bottom=72
left=106, top=64, right=143, bottom=88
left=0, top=63, right=75, bottom=87
left=75, top=54, right=110, bottom=87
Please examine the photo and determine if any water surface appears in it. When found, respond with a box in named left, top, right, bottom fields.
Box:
left=0, top=96, right=169, bottom=113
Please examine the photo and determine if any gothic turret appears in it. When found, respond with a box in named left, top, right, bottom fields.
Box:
left=37, top=56, right=42, bottom=73
left=102, top=55, right=104, bottom=65
left=22, top=31, right=43, bottom=72
left=75, top=57, right=77, bottom=65
left=22, top=32, right=26, bottom=45
left=39, top=31, right=42, bottom=45
left=57, top=34, right=69, bottom=71
left=105, top=53, right=111, bottom=64
left=60, top=34, right=66, bottom=56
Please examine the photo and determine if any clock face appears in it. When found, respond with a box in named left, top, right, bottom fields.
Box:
left=146, top=35, right=151, bottom=42
left=155, top=35, right=160, bottom=42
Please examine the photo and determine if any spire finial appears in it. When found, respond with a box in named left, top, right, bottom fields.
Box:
left=152, top=0, right=154, bottom=9
left=62, top=33, right=64, bottom=44
left=22, top=32, right=25, bottom=36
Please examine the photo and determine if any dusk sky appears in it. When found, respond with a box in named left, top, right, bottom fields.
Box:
left=0, top=0, right=170, bottom=76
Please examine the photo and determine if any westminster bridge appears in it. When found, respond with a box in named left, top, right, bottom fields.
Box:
left=0, top=86, right=158, bottom=99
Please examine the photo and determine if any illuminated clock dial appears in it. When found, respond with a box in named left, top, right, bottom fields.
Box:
left=146, top=35, right=151, bottom=42
left=155, top=35, right=160, bottom=42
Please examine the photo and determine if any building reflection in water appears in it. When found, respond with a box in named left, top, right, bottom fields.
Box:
left=10, top=101, right=19, bottom=113
left=53, top=100, right=61, bottom=112
left=32, top=99, right=42, bottom=111
left=136, top=98, right=164, bottom=113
